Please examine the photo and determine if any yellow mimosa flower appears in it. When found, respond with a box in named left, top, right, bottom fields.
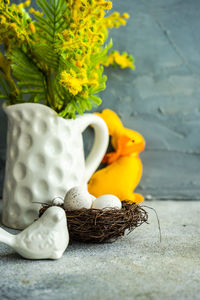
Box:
left=29, top=22, right=36, bottom=34
left=60, top=69, right=88, bottom=96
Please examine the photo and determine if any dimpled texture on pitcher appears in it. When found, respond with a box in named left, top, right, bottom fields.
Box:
left=3, top=104, right=85, bottom=229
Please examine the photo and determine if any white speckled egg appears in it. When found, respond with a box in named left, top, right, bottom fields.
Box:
left=92, top=194, right=122, bottom=210
left=64, top=186, right=93, bottom=210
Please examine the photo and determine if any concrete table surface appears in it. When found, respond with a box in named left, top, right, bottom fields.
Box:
left=0, top=201, right=199, bottom=300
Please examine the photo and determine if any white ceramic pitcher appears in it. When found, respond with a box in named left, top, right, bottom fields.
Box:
left=2, top=103, right=109, bottom=229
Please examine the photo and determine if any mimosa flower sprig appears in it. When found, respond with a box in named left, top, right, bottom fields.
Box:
left=0, top=0, right=134, bottom=118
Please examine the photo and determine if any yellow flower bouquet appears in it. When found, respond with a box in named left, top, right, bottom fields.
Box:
left=0, top=0, right=134, bottom=118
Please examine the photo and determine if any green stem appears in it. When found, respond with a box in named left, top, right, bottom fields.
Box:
left=46, top=70, right=55, bottom=108
left=0, top=52, right=19, bottom=103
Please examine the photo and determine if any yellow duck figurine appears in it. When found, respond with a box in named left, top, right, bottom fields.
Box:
left=88, top=109, right=145, bottom=204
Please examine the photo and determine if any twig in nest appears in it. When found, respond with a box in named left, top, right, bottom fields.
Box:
left=141, top=205, right=162, bottom=243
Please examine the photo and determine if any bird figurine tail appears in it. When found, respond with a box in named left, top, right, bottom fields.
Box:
left=0, top=227, right=14, bottom=247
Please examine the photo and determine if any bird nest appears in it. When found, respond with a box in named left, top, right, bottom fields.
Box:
left=39, top=202, right=148, bottom=243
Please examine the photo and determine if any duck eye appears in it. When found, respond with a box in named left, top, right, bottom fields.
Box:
left=132, top=140, right=135, bottom=143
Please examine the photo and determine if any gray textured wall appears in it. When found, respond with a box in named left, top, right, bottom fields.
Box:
left=1, top=0, right=200, bottom=200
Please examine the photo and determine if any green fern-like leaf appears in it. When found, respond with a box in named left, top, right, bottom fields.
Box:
left=8, top=48, right=46, bottom=100
left=35, top=0, right=67, bottom=45
left=89, top=39, right=113, bottom=73
left=0, top=76, right=9, bottom=99
left=30, top=0, right=68, bottom=71
left=32, top=44, right=59, bottom=70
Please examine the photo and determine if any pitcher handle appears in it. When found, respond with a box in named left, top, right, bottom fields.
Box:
left=76, top=114, right=109, bottom=183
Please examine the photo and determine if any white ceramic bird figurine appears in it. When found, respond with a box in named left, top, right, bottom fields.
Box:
left=0, top=206, right=69, bottom=260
